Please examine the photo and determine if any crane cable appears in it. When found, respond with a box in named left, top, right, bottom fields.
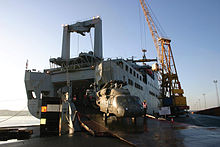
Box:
left=145, top=0, right=167, bottom=38
left=77, top=34, right=80, bottom=56
left=89, top=31, right=94, bottom=51
left=138, top=1, right=143, bottom=49
left=138, top=0, right=149, bottom=52
left=0, top=106, right=27, bottom=124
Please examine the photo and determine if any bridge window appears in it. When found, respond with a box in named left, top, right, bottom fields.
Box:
left=143, top=75, right=147, bottom=84
left=125, top=65, right=128, bottom=71
left=128, top=79, right=133, bottom=86
left=135, top=82, right=143, bottom=90
left=149, top=91, right=156, bottom=96
left=140, top=86, right=143, bottom=90
left=133, top=71, right=136, bottom=77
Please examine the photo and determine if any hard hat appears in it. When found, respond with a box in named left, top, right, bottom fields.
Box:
left=144, top=100, right=146, bottom=102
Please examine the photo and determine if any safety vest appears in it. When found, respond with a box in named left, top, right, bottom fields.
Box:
left=143, top=102, right=147, bottom=108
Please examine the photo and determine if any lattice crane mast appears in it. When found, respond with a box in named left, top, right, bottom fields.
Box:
left=139, top=0, right=189, bottom=114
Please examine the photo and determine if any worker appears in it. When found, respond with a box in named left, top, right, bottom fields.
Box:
left=83, top=94, right=88, bottom=107
left=143, top=100, right=147, bottom=117
left=73, top=95, right=77, bottom=101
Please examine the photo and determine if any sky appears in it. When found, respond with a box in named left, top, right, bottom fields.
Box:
left=0, top=0, right=219, bottom=111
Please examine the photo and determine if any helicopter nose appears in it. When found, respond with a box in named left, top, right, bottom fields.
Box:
left=124, top=105, right=143, bottom=116
left=117, top=106, right=125, bottom=117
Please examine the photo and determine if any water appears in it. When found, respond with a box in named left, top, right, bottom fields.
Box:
left=0, top=116, right=39, bottom=127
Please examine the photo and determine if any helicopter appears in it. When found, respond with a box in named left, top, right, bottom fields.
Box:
left=96, top=80, right=144, bottom=120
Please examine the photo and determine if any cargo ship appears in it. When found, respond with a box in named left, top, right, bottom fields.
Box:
left=24, top=17, right=160, bottom=120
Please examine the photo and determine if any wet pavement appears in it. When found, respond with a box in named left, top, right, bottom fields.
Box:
left=86, top=114, right=220, bottom=147
left=175, top=113, right=220, bottom=127
left=0, top=132, right=129, bottom=147
left=1, top=114, right=220, bottom=147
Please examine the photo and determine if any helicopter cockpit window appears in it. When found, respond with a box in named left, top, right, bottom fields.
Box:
left=127, top=97, right=136, bottom=103
left=117, top=96, right=141, bottom=105
left=106, top=88, right=111, bottom=95
left=97, top=91, right=101, bottom=97
left=117, top=97, right=127, bottom=105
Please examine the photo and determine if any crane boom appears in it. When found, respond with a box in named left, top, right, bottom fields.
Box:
left=139, top=0, right=161, bottom=62
left=139, top=0, right=189, bottom=115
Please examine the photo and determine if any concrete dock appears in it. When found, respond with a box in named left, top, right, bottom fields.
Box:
left=1, top=114, right=220, bottom=147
